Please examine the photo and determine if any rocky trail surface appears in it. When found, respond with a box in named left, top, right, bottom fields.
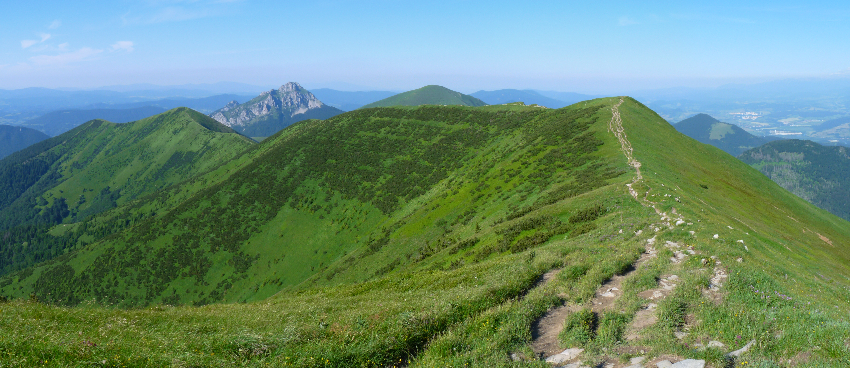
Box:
left=529, top=99, right=746, bottom=368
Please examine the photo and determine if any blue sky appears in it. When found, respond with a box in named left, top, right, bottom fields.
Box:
left=2, top=1, right=849, bottom=93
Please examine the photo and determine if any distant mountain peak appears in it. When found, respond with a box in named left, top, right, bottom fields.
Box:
left=209, top=82, right=342, bottom=137
left=360, top=85, right=487, bottom=109
left=674, top=113, right=771, bottom=156
left=222, top=100, right=240, bottom=110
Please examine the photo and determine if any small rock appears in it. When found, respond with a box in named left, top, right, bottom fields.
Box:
left=560, top=364, right=588, bottom=368
left=656, top=361, right=673, bottom=368
left=545, top=348, right=584, bottom=364
left=676, top=220, right=685, bottom=226
left=672, top=359, right=705, bottom=368
left=745, top=245, right=749, bottom=252
left=619, top=229, right=623, bottom=234
left=510, top=352, right=521, bottom=361
left=545, top=354, right=568, bottom=364
left=737, top=258, right=743, bottom=263
left=688, top=230, right=695, bottom=235
left=707, top=340, right=725, bottom=348
left=674, top=331, right=689, bottom=339
left=728, top=340, right=755, bottom=357
left=701, top=258, right=708, bottom=265
left=727, top=226, right=733, bottom=229
left=636, top=230, right=643, bottom=236
left=630, top=356, right=646, bottom=365
left=712, top=234, right=719, bottom=239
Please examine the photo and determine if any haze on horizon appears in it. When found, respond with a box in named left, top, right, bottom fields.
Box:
left=2, top=0, right=849, bottom=94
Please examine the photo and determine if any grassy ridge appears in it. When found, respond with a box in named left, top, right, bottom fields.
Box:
left=1, top=98, right=849, bottom=366
left=1, top=100, right=622, bottom=307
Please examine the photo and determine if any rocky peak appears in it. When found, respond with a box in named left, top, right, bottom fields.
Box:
left=209, top=82, right=329, bottom=128
left=219, top=100, right=240, bottom=112
left=279, top=82, right=305, bottom=93
left=275, top=82, right=323, bottom=112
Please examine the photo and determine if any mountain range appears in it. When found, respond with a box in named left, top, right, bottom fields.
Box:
left=0, top=125, right=49, bottom=159
left=310, top=89, right=397, bottom=111
left=22, top=106, right=168, bottom=136
left=0, top=95, right=848, bottom=366
left=470, top=89, right=572, bottom=108
left=210, top=82, right=344, bottom=138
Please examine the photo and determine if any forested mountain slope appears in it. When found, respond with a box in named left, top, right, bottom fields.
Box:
left=740, top=138, right=850, bottom=221
left=0, top=107, right=254, bottom=275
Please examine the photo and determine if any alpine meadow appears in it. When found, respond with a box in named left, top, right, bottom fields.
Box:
left=0, top=95, right=848, bottom=367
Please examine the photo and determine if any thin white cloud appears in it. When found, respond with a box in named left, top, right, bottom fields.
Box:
left=111, top=41, right=134, bottom=52
left=58, top=43, right=69, bottom=51
left=21, top=33, right=52, bottom=49
left=48, top=20, right=61, bottom=30
left=30, top=47, right=103, bottom=65
left=618, top=16, right=639, bottom=26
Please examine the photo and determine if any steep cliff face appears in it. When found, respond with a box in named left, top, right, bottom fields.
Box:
left=210, top=82, right=342, bottom=137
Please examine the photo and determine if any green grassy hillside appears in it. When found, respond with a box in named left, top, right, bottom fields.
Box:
left=1, top=98, right=849, bottom=367
left=674, top=113, right=771, bottom=156
left=740, top=139, right=850, bottom=221
left=359, top=85, right=487, bottom=109
left=0, top=107, right=254, bottom=275
left=2, top=101, right=620, bottom=307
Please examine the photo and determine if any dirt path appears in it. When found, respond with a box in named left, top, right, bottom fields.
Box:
left=530, top=100, right=702, bottom=365
left=607, top=98, right=684, bottom=229
left=532, top=237, right=658, bottom=361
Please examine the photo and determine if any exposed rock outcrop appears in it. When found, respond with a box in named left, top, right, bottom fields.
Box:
left=210, top=82, right=342, bottom=136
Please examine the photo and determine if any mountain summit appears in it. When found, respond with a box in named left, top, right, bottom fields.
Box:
left=359, top=85, right=487, bottom=108
left=210, top=82, right=343, bottom=137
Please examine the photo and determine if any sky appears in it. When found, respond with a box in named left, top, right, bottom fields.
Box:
left=2, top=0, right=850, bottom=94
